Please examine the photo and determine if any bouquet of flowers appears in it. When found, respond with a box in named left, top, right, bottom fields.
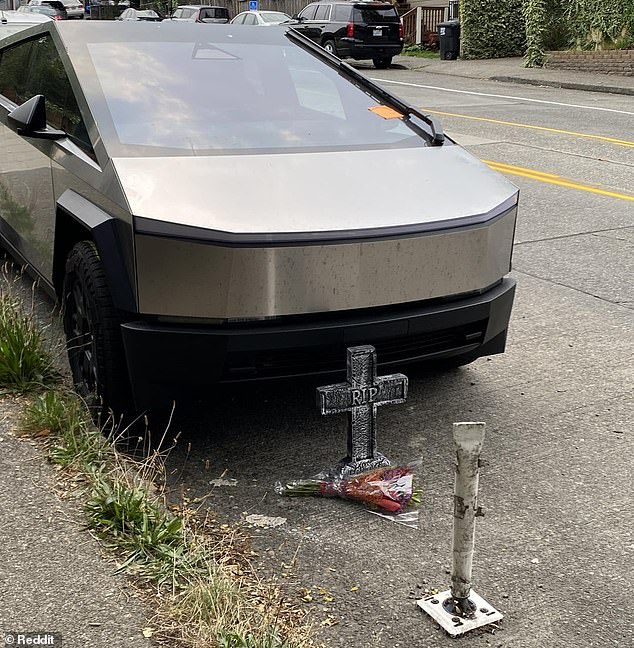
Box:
left=275, top=465, right=420, bottom=514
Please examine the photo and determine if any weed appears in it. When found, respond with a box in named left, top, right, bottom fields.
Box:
left=218, top=630, right=296, bottom=648
left=168, top=561, right=307, bottom=648
left=0, top=294, right=57, bottom=390
left=85, top=477, right=191, bottom=584
left=22, top=390, right=112, bottom=471
left=19, top=387, right=313, bottom=646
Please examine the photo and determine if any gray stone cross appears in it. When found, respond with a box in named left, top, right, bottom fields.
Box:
left=317, top=345, right=408, bottom=475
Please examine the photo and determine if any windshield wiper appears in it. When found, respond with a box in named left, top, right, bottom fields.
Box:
left=285, top=27, right=445, bottom=147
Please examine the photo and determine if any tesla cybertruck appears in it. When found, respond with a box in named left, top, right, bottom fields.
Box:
left=0, top=21, right=518, bottom=412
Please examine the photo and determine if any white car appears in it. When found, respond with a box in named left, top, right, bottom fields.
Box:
left=230, top=10, right=291, bottom=25
left=61, top=0, right=84, bottom=18
left=0, top=9, right=52, bottom=38
left=170, top=5, right=230, bottom=23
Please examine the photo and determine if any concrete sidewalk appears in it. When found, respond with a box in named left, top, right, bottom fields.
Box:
left=391, top=54, right=634, bottom=96
left=0, top=398, right=152, bottom=648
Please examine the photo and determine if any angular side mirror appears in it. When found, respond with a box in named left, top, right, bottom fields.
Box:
left=7, top=95, right=66, bottom=140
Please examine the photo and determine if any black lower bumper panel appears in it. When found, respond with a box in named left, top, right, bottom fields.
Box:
left=121, top=278, right=515, bottom=407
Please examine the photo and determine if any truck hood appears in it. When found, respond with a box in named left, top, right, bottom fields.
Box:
left=113, top=145, right=518, bottom=237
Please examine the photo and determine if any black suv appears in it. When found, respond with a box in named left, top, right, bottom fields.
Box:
left=291, top=1, right=403, bottom=68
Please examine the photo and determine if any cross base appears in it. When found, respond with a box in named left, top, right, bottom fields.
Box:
left=417, top=589, right=503, bottom=636
left=317, top=452, right=391, bottom=480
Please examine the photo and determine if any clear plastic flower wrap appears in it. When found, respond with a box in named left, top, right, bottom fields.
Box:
left=275, top=463, right=421, bottom=527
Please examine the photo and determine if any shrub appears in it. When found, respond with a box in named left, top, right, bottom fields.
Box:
left=564, top=0, right=634, bottom=50
left=459, top=0, right=526, bottom=59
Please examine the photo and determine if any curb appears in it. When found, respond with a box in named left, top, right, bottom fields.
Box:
left=393, top=57, right=634, bottom=97
left=489, top=75, right=634, bottom=97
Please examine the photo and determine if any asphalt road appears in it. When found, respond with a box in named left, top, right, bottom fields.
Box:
left=158, top=69, right=634, bottom=647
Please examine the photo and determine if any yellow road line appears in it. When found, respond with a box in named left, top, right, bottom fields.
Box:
left=484, top=161, right=634, bottom=202
left=482, top=160, right=560, bottom=178
left=426, top=109, right=634, bottom=148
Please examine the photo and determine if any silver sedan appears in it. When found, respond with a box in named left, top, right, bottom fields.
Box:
left=230, top=10, right=291, bottom=25
left=61, top=0, right=84, bottom=18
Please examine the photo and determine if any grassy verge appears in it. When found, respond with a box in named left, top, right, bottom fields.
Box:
left=1, top=289, right=314, bottom=648
left=401, top=44, right=440, bottom=59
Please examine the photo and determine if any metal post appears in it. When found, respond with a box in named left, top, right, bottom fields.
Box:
left=450, top=422, right=485, bottom=614
left=417, top=422, right=502, bottom=636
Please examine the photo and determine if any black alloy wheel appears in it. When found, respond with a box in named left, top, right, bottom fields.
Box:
left=63, top=241, right=131, bottom=422
left=373, top=56, right=392, bottom=69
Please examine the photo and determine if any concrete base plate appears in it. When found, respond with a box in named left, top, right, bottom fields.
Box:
left=417, top=589, right=503, bottom=636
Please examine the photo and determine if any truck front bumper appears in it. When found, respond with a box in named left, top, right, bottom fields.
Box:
left=121, top=277, right=515, bottom=408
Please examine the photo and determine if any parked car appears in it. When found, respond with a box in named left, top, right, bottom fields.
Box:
left=18, top=2, right=68, bottom=20
left=61, top=0, right=84, bottom=18
left=170, top=5, right=229, bottom=22
left=84, top=0, right=128, bottom=19
left=26, top=0, right=69, bottom=19
left=290, top=0, right=403, bottom=68
left=0, top=22, right=518, bottom=416
left=0, top=9, right=52, bottom=38
left=230, top=10, right=291, bottom=26
left=118, top=8, right=163, bottom=21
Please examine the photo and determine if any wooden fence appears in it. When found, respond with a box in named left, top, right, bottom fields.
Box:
left=401, top=6, right=447, bottom=46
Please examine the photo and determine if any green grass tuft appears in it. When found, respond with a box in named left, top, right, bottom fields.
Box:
left=0, top=294, right=57, bottom=390
left=22, top=390, right=112, bottom=471
left=85, top=477, right=189, bottom=584
left=401, top=44, right=440, bottom=59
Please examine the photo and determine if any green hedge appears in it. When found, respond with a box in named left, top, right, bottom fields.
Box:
left=523, top=0, right=570, bottom=66
left=459, top=0, right=526, bottom=59
left=564, top=0, right=634, bottom=50
left=460, top=0, right=634, bottom=62
left=523, top=0, right=547, bottom=66
left=522, top=0, right=634, bottom=66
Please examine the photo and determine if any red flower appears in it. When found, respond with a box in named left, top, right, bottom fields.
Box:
left=276, top=465, right=419, bottom=513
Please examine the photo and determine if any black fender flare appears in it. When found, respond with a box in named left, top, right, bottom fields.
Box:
left=54, top=190, right=137, bottom=313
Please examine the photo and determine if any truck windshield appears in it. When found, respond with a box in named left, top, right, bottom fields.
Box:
left=85, top=38, right=425, bottom=156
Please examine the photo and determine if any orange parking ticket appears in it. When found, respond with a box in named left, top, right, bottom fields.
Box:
left=368, top=104, right=403, bottom=119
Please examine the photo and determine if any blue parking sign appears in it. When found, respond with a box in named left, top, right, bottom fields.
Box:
left=249, top=0, right=258, bottom=9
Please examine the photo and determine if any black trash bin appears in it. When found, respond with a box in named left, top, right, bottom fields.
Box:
left=438, top=20, right=460, bottom=60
